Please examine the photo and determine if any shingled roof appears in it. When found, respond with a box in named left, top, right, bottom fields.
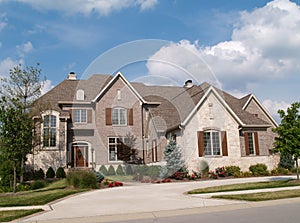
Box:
left=34, top=74, right=271, bottom=129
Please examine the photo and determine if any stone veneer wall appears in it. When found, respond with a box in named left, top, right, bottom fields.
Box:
left=178, top=92, right=279, bottom=172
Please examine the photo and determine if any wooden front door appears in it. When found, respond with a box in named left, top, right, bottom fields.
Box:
left=74, top=146, right=88, bottom=167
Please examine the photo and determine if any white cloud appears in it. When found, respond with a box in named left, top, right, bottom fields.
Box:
left=0, top=58, right=24, bottom=78
left=146, top=40, right=221, bottom=87
left=147, top=0, right=300, bottom=92
left=2, top=0, right=158, bottom=16
left=0, top=13, right=7, bottom=32
left=263, top=99, right=290, bottom=122
left=41, top=79, right=53, bottom=95
left=16, top=41, right=34, bottom=57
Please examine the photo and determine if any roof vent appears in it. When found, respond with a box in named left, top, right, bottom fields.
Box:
left=67, top=72, right=77, bottom=80
left=184, top=80, right=193, bottom=88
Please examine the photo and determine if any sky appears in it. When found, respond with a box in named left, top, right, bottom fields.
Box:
left=0, top=0, right=300, bottom=121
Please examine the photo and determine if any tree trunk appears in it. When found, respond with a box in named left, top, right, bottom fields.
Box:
left=13, top=160, right=17, bottom=193
left=20, top=157, right=24, bottom=183
left=296, top=158, right=299, bottom=181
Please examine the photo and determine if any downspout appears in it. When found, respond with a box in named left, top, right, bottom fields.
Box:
left=65, top=118, right=68, bottom=167
left=141, top=103, right=145, bottom=164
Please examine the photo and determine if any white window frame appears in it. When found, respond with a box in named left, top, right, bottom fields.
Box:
left=42, top=111, right=59, bottom=148
left=204, top=130, right=221, bottom=156
left=108, top=137, right=124, bottom=162
left=112, top=107, right=127, bottom=126
left=74, top=109, right=87, bottom=123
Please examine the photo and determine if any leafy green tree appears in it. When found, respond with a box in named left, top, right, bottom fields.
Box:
left=0, top=63, right=46, bottom=183
left=0, top=97, right=33, bottom=192
left=273, top=102, right=300, bottom=180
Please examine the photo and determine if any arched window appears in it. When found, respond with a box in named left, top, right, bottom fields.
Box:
left=112, top=107, right=127, bottom=125
left=76, top=89, right=85, bottom=100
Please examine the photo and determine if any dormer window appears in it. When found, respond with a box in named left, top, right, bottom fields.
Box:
left=76, top=89, right=85, bottom=101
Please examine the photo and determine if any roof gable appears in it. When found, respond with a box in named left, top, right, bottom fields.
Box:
left=242, top=94, right=278, bottom=127
left=92, top=72, right=146, bottom=104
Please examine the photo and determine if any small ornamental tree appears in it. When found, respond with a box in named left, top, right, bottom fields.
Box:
left=56, top=167, right=66, bottom=178
left=273, top=102, right=300, bottom=180
left=161, top=140, right=185, bottom=178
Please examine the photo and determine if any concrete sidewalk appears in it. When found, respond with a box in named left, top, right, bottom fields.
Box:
left=8, top=176, right=298, bottom=223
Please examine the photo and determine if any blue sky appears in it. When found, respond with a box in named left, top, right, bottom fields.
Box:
left=0, top=0, right=300, bottom=120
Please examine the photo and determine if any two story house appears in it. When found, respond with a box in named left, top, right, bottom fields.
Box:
left=28, top=71, right=279, bottom=172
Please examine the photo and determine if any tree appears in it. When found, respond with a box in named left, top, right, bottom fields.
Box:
left=161, top=140, right=185, bottom=178
left=273, top=102, right=300, bottom=180
left=117, top=133, right=139, bottom=163
left=0, top=97, right=33, bottom=192
left=0, top=63, right=46, bottom=183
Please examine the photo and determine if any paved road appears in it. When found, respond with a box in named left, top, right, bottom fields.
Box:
left=22, top=176, right=297, bottom=223
left=101, top=200, right=300, bottom=223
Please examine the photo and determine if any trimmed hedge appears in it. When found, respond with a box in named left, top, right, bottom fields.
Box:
left=56, top=167, right=66, bottom=178
left=99, top=165, right=108, bottom=176
left=116, top=165, right=125, bottom=175
left=46, top=167, right=55, bottom=178
left=107, top=165, right=116, bottom=176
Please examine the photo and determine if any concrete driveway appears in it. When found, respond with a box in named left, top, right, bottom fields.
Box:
left=23, top=176, right=296, bottom=223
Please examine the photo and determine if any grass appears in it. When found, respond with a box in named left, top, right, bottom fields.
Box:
left=0, top=179, right=87, bottom=207
left=188, top=180, right=300, bottom=194
left=106, top=175, right=134, bottom=182
left=212, top=189, right=300, bottom=201
left=0, top=209, right=43, bottom=222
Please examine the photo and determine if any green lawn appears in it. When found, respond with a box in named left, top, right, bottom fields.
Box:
left=0, top=179, right=87, bottom=207
left=212, top=189, right=300, bottom=201
left=188, top=180, right=300, bottom=194
left=0, top=209, right=43, bottom=222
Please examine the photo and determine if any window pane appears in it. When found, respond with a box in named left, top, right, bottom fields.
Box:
left=44, top=116, right=49, bottom=127
left=112, top=109, right=119, bottom=125
left=74, top=110, right=80, bottom=122
left=81, top=110, right=87, bottom=122
left=119, top=109, right=126, bottom=125
left=109, top=145, right=116, bottom=161
left=248, top=133, right=255, bottom=155
left=50, top=128, right=56, bottom=146
left=50, top=115, right=56, bottom=127
left=212, top=132, right=220, bottom=155
left=109, top=138, right=115, bottom=144
left=204, top=132, right=212, bottom=155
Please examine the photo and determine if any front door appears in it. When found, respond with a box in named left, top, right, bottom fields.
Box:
left=74, top=146, right=88, bottom=167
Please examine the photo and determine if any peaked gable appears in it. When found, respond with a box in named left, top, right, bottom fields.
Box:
left=242, top=94, right=278, bottom=127
left=92, top=72, right=146, bottom=104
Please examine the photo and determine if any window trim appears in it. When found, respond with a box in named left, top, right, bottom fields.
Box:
left=74, top=109, right=87, bottom=123
left=42, top=111, right=59, bottom=148
left=112, top=107, right=127, bottom=126
left=108, top=137, right=125, bottom=162
left=203, top=130, right=222, bottom=156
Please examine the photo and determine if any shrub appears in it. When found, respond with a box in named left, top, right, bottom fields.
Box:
left=242, top=171, right=252, bottom=177
left=198, top=160, right=209, bottom=178
left=116, top=165, right=125, bottom=175
left=249, top=163, right=269, bottom=176
left=23, top=165, right=35, bottom=181
left=99, top=165, right=108, bottom=176
left=31, top=180, right=46, bottom=190
left=107, top=165, right=116, bottom=176
left=225, top=165, right=241, bottom=177
left=215, top=167, right=227, bottom=177
left=93, top=171, right=105, bottom=183
left=67, top=171, right=98, bottom=189
left=17, top=183, right=31, bottom=192
left=56, top=167, right=66, bottom=178
left=278, top=153, right=295, bottom=170
left=46, top=167, right=55, bottom=178
left=135, top=165, right=149, bottom=176
left=147, top=165, right=161, bottom=179
left=125, top=164, right=134, bottom=175
left=34, top=168, right=45, bottom=180
left=278, top=167, right=289, bottom=175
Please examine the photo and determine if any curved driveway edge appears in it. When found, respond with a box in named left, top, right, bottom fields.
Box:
left=22, top=176, right=297, bottom=223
